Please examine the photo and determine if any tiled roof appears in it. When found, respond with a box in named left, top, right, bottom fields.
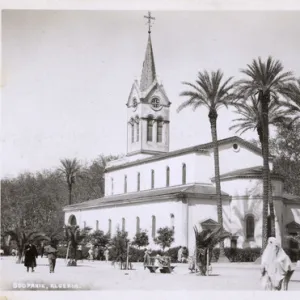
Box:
left=106, top=136, right=270, bottom=172
left=283, top=193, right=300, bottom=204
left=140, top=34, right=156, bottom=92
left=211, top=166, right=284, bottom=182
left=63, top=183, right=229, bottom=212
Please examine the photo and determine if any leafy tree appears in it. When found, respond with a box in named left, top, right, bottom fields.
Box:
left=132, top=230, right=149, bottom=249
left=109, top=228, right=130, bottom=264
left=234, top=56, right=295, bottom=250
left=64, top=225, right=91, bottom=266
left=59, top=158, right=82, bottom=205
left=178, top=70, right=235, bottom=258
left=89, top=230, right=110, bottom=248
left=194, top=226, right=231, bottom=275
left=155, top=227, right=174, bottom=251
left=270, top=122, right=300, bottom=196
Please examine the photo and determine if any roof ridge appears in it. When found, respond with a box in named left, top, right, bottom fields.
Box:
left=140, top=34, right=156, bottom=92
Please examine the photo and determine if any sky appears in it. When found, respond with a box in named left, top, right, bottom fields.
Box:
left=2, top=10, right=300, bottom=178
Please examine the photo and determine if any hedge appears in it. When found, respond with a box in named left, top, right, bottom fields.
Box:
left=212, top=247, right=262, bottom=262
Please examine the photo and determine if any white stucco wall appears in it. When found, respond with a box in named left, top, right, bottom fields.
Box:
left=65, top=200, right=185, bottom=249
left=223, top=178, right=284, bottom=248
left=216, top=144, right=264, bottom=177
left=104, top=152, right=202, bottom=196
left=186, top=197, right=231, bottom=252
left=105, top=142, right=269, bottom=196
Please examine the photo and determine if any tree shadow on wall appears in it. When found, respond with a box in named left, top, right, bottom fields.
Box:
left=231, top=192, right=262, bottom=248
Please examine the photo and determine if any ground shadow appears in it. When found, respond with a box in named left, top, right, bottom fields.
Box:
left=196, top=273, right=220, bottom=277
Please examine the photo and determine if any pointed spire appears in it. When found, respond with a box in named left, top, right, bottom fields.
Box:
left=140, top=33, right=157, bottom=92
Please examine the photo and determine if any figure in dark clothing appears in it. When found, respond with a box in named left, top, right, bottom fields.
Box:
left=40, top=242, right=45, bottom=258
left=24, top=242, right=38, bottom=272
left=45, top=243, right=58, bottom=273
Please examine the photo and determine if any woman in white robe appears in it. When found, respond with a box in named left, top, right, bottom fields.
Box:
left=261, top=237, right=294, bottom=291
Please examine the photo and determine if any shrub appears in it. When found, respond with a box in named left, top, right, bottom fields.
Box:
left=56, top=246, right=90, bottom=260
left=284, top=248, right=300, bottom=262
left=132, top=230, right=149, bottom=249
left=166, top=246, right=184, bottom=262
left=212, top=247, right=261, bottom=262
left=128, top=247, right=144, bottom=262
left=154, top=227, right=174, bottom=251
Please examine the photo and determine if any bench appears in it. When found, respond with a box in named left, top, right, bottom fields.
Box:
left=145, top=265, right=176, bottom=273
left=159, top=266, right=176, bottom=273
left=146, top=265, right=159, bottom=273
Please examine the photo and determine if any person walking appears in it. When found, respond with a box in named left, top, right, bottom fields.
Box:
left=104, top=248, right=109, bottom=262
left=261, top=237, right=294, bottom=290
left=24, top=242, right=38, bottom=272
left=45, top=243, right=58, bottom=273
left=88, top=247, right=94, bottom=261
left=40, top=242, right=45, bottom=258
left=177, top=246, right=183, bottom=263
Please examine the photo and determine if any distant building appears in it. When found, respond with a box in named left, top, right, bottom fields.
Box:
left=63, top=21, right=300, bottom=252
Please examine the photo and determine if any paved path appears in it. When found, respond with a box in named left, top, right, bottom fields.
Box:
left=0, top=257, right=300, bottom=291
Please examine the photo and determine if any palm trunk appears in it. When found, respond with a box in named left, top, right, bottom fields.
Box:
left=209, top=112, right=226, bottom=259
left=68, top=184, right=72, bottom=205
left=258, top=128, right=276, bottom=238
left=261, top=95, right=270, bottom=251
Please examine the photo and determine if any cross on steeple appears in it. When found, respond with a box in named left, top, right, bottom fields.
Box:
left=144, top=11, right=155, bottom=34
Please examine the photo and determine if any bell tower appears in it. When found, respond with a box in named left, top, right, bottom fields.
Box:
left=126, top=12, right=171, bottom=156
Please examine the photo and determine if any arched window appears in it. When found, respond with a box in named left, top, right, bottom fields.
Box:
left=108, top=219, right=112, bottom=236
left=124, top=175, right=127, bottom=193
left=68, top=215, right=77, bottom=226
left=157, top=119, right=163, bottom=143
left=170, top=213, right=175, bottom=231
left=151, top=169, right=155, bottom=189
left=96, top=220, right=99, bottom=231
left=137, top=172, right=140, bottom=191
left=147, top=117, right=153, bottom=142
left=111, top=178, right=114, bottom=195
left=136, top=117, right=140, bottom=142
left=152, top=215, right=156, bottom=238
left=182, top=163, right=186, bottom=185
left=166, top=166, right=170, bottom=187
left=245, top=215, right=255, bottom=239
left=122, top=218, right=126, bottom=232
left=136, top=217, right=140, bottom=234
left=131, top=123, right=135, bottom=143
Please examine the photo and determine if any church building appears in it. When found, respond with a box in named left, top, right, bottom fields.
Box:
left=63, top=17, right=300, bottom=253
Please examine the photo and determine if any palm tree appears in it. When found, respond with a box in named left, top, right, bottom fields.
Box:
left=178, top=70, right=235, bottom=258
left=281, top=78, right=300, bottom=124
left=230, top=96, right=291, bottom=144
left=59, top=158, right=82, bottom=205
left=64, top=225, right=91, bottom=266
left=230, top=96, right=292, bottom=237
left=234, top=56, right=295, bottom=250
left=5, top=228, right=49, bottom=263
left=194, top=225, right=231, bottom=275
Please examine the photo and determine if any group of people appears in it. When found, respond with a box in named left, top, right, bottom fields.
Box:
left=23, top=241, right=58, bottom=273
left=143, top=238, right=295, bottom=291
left=87, top=246, right=110, bottom=262
left=177, top=246, right=188, bottom=263
left=17, top=236, right=297, bottom=291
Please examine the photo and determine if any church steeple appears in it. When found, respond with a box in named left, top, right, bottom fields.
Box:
left=140, top=34, right=157, bottom=92
left=126, top=12, right=171, bottom=157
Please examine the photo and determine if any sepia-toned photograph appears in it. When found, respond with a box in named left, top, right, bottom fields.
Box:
left=1, top=8, right=300, bottom=292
